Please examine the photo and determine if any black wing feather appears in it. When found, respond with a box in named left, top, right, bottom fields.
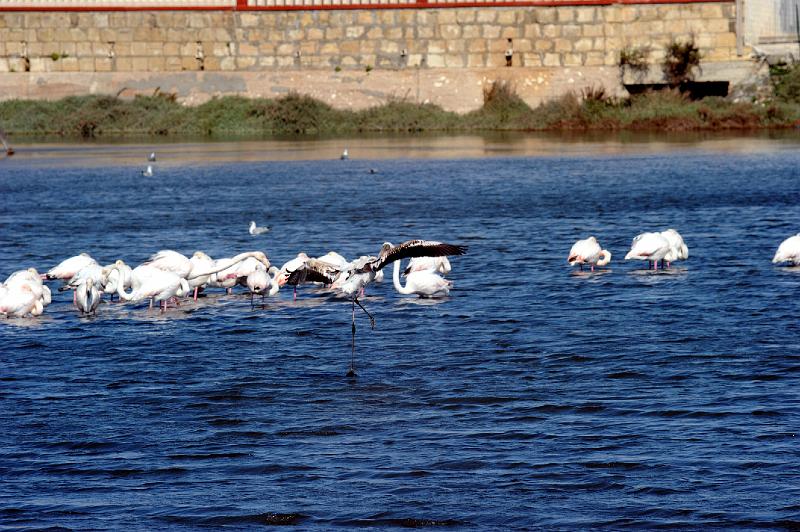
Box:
left=286, top=265, right=336, bottom=286
left=373, top=240, right=467, bottom=271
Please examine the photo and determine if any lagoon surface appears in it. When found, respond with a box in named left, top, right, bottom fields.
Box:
left=2, top=134, right=800, bottom=529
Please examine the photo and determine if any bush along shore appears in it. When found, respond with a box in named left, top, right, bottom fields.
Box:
left=1, top=63, right=800, bottom=139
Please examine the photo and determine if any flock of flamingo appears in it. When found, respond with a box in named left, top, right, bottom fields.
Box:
left=0, top=239, right=467, bottom=375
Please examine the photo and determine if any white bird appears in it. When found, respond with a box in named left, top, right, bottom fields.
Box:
left=246, top=265, right=281, bottom=305
left=148, top=152, right=156, bottom=162
left=5, top=268, right=50, bottom=310
left=0, top=283, right=40, bottom=318
left=625, top=232, right=671, bottom=270
left=660, top=229, right=689, bottom=267
left=102, top=260, right=133, bottom=301
left=567, top=236, right=612, bottom=272
left=187, top=251, right=214, bottom=300
left=0, top=126, right=14, bottom=157
left=249, top=221, right=270, bottom=236
left=286, top=239, right=467, bottom=376
left=393, top=259, right=452, bottom=297
left=404, top=256, right=452, bottom=276
left=46, top=253, right=97, bottom=281
left=773, top=233, right=800, bottom=265
left=341, top=148, right=349, bottom=160
left=113, top=264, right=189, bottom=311
left=75, top=277, right=101, bottom=315
left=142, top=165, right=153, bottom=177
left=200, top=251, right=272, bottom=294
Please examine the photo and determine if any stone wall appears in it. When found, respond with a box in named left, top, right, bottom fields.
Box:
left=0, top=2, right=754, bottom=111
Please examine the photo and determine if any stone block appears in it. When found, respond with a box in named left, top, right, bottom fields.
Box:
left=447, top=40, right=466, bottom=53
left=468, top=39, right=487, bottom=53
left=308, top=28, right=324, bottom=40
left=116, top=57, right=133, bottom=71
left=78, top=57, right=94, bottom=71
left=536, top=7, right=557, bottom=24
left=180, top=57, right=197, bottom=71
left=320, top=42, right=339, bottom=55
left=497, top=10, right=516, bottom=25
left=426, top=54, right=445, bottom=68
left=325, top=27, right=343, bottom=40
left=522, top=53, right=542, bottom=67
left=445, top=54, right=465, bottom=67
left=574, top=38, right=593, bottom=53
left=165, top=57, right=182, bottom=72
left=562, top=24, right=581, bottom=38
left=60, top=57, right=79, bottom=72
left=524, top=24, right=540, bottom=38
left=543, top=53, right=560, bottom=67
left=339, top=41, right=360, bottom=54
left=621, top=6, right=638, bottom=23
left=583, top=24, right=603, bottom=38
left=700, top=4, right=724, bottom=19
left=96, top=57, right=113, bottom=72
left=29, top=58, right=51, bottom=73
left=204, top=57, right=221, bottom=71
left=456, top=10, right=475, bottom=24
left=483, top=25, right=502, bottom=39
left=132, top=57, right=149, bottom=71
left=514, top=39, right=532, bottom=53
left=575, top=7, right=596, bottom=24
left=476, top=10, right=496, bottom=24
left=437, top=10, right=457, bottom=24
left=563, top=53, right=582, bottom=66
left=535, top=39, right=554, bottom=52
left=441, top=25, right=461, bottom=39
left=558, top=8, right=575, bottom=23
left=428, top=40, right=446, bottom=54
left=467, top=53, right=486, bottom=67
left=554, top=39, right=572, bottom=53
left=542, top=24, right=560, bottom=38
left=163, top=43, right=180, bottom=57
left=237, top=57, right=256, bottom=69
left=712, top=32, right=736, bottom=48
left=705, top=18, right=730, bottom=33
left=501, top=27, right=517, bottom=40
left=220, top=57, right=236, bottom=71
left=463, top=25, right=482, bottom=39
left=584, top=52, right=605, bottom=66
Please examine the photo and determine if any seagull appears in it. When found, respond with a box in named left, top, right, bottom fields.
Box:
left=142, top=165, right=153, bottom=177
left=286, top=239, right=467, bottom=376
left=0, top=126, right=14, bottom=157
left=341, top=148, right=349, bottom=160
left=148, top=152, right=156, bottom=162
left=249, top=221, right=270, bottom=236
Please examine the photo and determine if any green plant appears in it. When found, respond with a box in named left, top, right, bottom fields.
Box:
left=334, top=65, right=341, bottom=72
left=365, top=65, right=373, bottom=73
left=619, top=45, right=650, bottom=74
left=771, top=63, right=800, bottom=103
left=50, top=52, right=61, bottom=61
left=663, top=37, right=702, bottom=87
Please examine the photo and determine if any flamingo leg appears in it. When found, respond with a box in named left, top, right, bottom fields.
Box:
left=149, top=298, right=154, bottom=309
left=579, top=264, right=583, bottom=272
left=193, top=287, right=198, bottom=301
left=355, top=297, right=375, bottom=329
left=348, top=298, right=357, bottom=378
left=591, top=264, right=595, bottom=272
left=293, top=286, right=297, bottom=302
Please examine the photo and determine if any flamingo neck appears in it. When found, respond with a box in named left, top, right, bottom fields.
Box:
left=392, top=261, right=414, bottom=295
left=597, top=250, right=612, bottom=267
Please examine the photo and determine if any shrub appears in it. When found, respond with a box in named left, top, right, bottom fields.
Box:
left=663, top=37, right=702, bottom=87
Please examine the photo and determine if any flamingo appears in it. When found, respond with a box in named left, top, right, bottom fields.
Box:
left=773, top=234, right=800, bottom=265
left=625, top=232, right=670, bottom=270
left=393, top=259, right=452, bottom=297
left=660, top=229, right=689, bottom=268
left=568, top=236, right=612, bottom=272
left=404, top=256, right=451, bottom=276
left=75, top=277, right=101, bottom=315
left=286, top=239, right=467, bottom=376
left=102, top=260, right=133, bottom=301
left=249, top=221, right=270, bottom=235
left=187, top=251, right=214, bottom=300
left=0, top=283, right=40, bottom=317
left=5, top=268, right=50, bottom=311
left=246, top=265, right=281, bottom=306
left=46, top=253, right=97, bottom=281
left=112, top=264, right=189, bottom=311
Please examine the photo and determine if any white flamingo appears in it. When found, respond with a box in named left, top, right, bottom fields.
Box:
left=773, top=234, right=800, bottom=265
left=246, top=265, right=281, bottom=305
left=0, top=283, right=40, bottom=317
left=46, top=253, right=97, bottom=281
left=393, top=259, right=452, bottom=297
left=102, top=260, right=133, bottom=301
left=660, top=229, right=689, bottom=268
left=75, top=277, right=101, bottom=315
left=5, top=268, right=50, bottom=311
left=404, top=256, right=452, bottom=276
left=625, top=232, right=671, bottom=270
left=286, top=239, right=467, bottom=376
left=567, top=236, right=612, bottom=272
left=113, top=264, right=189, bottom=311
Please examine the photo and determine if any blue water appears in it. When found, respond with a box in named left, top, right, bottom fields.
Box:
left=2, top=140, right=800, bottom=529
